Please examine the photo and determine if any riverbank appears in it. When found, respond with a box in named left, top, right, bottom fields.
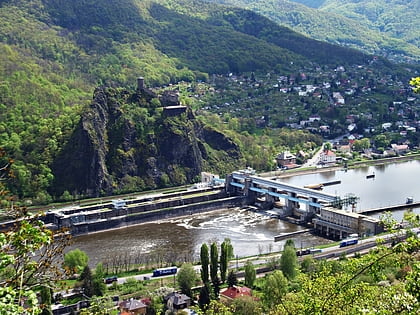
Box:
left=260, top=153, right=420, bottom=179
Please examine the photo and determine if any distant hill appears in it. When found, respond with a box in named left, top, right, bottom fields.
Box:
left=207, top=0, right=420, bottom=63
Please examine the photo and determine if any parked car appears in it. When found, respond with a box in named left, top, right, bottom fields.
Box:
left=104, top=276, right=118, bottom=284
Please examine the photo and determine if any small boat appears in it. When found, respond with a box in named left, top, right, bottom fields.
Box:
left=406, top=197, right=414, bottom=204
left=304, top=183, right=323, bottom=190
left=366, top=173, right=375, bottom=179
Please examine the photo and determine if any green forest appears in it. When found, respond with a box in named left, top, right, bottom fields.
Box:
left=0, top=0, right=417, bottom=204
left=0, top=0, right=420, bottom=314
left=207, top=0, right=420, bottom=63
left=0, top=0, right=368, bottom=203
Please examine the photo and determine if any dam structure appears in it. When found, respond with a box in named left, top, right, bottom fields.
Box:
left=2, top=171, right=383, bottom=239
left=226, top=170, right=383, bottom=239
left=36, top=185, right=244, bottom=235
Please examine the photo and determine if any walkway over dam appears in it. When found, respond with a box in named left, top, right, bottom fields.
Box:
left=225, top=171, right=383, bottom=239
left=227, top=171, right=338, bottom=212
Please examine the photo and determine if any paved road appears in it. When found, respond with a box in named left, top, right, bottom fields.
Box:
left=109, top=227, right=420, bottom=285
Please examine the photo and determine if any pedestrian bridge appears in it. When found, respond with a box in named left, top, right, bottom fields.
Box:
left=226, top=171, right=339, bottom=213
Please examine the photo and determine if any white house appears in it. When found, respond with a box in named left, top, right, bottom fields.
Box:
left=319, top=150, right=337, bottom=164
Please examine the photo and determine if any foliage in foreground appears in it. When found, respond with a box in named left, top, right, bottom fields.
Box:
left=0, top=149, right=71, bottom=314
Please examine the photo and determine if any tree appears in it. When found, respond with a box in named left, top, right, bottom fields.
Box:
left=410, top=77, right=420, bottom=93
left=92, top=262, right=106, bottom=297
left=94, top=262, right=105, bottom=280
left=40, top=286, right=53, bottom=315
left=374, top=134, right=389, bottom=149
left=147, top=295, right=165, bottom=315
left=262, top=270, right=288, bottom=309
left=280, top=244, right=298, bottom=280
left=198, top=282, right=211, bottom=310
left=284, top=239, right=295, bottom=248
left=223, top=238, right=234, bottom=260
left=80, top=265, right=94, bottom=297
left=205, top=300, right=233, bottom=315
left=200, top=243, right=209, bottom=284
left=176, top=263, right=196, bottom=297
left=63, top=248, right=89, bottom=274
left=231, top=296, right=262, bottom=315
left=300, top=256, right=317, bottom=274
left=220, top=240, right=229, bottom=283
left=0, top=148, right=70, bottom=314
left=210, top=242, right=218, bottom=284
left=323, top=142, right=332, bottom=151
left=210, top=242, right=220, bottom=297
left=353, top=138, right=370, bottom=152
left=244, top=261, right=256, bottom=288
left=227, top=270, right=238, bottom=287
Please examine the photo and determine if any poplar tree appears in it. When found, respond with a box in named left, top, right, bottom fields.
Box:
left=210, top=242, right=220, bottom=296
left=200, top=243, right=210, bottom=284
left=220, top=240, right=228, bottom=283
left=210, top=242, right=218, bottom=283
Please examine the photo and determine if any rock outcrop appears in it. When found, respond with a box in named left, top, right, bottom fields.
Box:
left=51, top=86, right=241, bottom=198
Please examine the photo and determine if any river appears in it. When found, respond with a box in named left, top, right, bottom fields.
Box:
left=71, top=160, right=420, bottom=267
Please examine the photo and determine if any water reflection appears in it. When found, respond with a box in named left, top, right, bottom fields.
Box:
left=280, top=160, right=420, bottom=210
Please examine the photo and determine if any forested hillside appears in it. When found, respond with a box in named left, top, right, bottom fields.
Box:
left=320, top=0, right=420, bottom=49
left=0, top=0, right=417, bottom=203
left=208, top=0, right=420, bottom=63
left=1, top=0, right=339, bottom=202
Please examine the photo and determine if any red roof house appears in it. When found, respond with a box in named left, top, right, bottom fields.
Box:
left=220, top=286, right=253, bottom=302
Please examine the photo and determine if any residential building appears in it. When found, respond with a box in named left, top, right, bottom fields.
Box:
left=165, top=292, right=191, bottom=312
left=220, top=286, right=253, bottom=303
left=119, top=298, right=147, bottom=315
left=276, top=151, right=297, bottom=168
left=319, top=150, right=337, bottom=164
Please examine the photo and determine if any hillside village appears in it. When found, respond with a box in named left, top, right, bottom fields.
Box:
left=188, top=59, right=419, bottom=162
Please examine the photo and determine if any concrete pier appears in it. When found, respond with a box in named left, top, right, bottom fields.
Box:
left=359, top=202, right=420, bottom=214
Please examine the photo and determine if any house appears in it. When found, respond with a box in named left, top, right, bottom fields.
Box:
left=332, top=92, right=345, bottom=105
left=276, top=151, right=297, bottom=168
left=347, top=123, right=357, bottom=132
left=319, top=150, right=336, bottom=164
left=391, top=144, right=409, bottom=155
left=309, top=115, right=321, bottom=122
left=164, top=292, right=191, bottom=312
left=201, top=172, right=220, bottom=186
left=119, top=298, right=147, bottom=315
left=319, top=125, right=330, bottom=134
left=382, top=122, right=392, bottom=130
left=220, top=286, right=253, bottom=303
left=338, top=145, right=351, bottom=153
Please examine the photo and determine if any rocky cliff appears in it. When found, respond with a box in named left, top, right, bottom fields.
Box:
left=51, top=86, right=241, bottom=198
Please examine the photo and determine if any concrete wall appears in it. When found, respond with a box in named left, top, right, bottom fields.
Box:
left=70, top=197, right=244, bottom=235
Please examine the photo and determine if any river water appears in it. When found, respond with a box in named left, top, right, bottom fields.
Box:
left=71, top=160, right=420, bottom=267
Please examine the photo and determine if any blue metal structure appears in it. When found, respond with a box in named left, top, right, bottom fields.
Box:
left=230, top=171, right=338, bottom=208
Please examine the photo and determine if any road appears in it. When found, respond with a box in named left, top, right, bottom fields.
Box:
left=302, top=143, right=324, bottom=167
left=109, top=227, right=419, bottom=285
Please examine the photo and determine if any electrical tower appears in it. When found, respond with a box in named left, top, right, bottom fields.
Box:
left=329, top=193, right=359, bottom=211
